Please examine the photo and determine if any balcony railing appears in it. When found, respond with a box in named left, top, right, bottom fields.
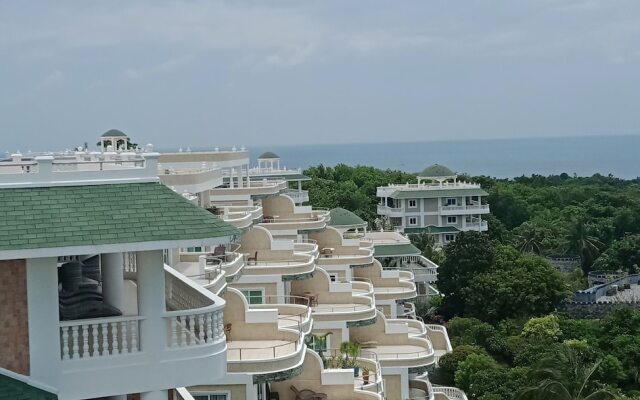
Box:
left=438, top=204, right=489, bottom=213
left=59, top=315, right=144, bottom=360
left=431, top=386, right=468, bottom=400
left=164, top=268, right=226, bottom=348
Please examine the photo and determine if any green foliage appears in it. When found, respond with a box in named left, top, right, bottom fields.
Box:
left=521, top=315, right=562, bottom=341
left=594, top=234, right=640, bottom=273
left=455, top=353, right=499, bottom=391
left=438, top=345, right=486, bottom=384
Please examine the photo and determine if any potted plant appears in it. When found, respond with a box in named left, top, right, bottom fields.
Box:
left=304, top=332, right=332, bottom=368
left=340, top=341, right=362, bottom=376
left=362, top=365, right=370, bottom=384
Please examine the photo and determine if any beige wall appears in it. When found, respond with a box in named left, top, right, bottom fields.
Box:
left=309, top=227, right=343, bottom=249
left=270, top=350, right=356, bottom=400
left=222, top=289, right=280, bottom=341
left=384, top=374, right=403, bottom=400
left=262, top=196, right=296, bottom=217
left=0, top=259, right=29, bottom=375
left=290, top=270, right=353, bottom=305
left=228, top=282, right=278, bottom=298
left=349, top=312, right=412, bottom=346
left=188, top=384, right=247, bottom=400
left=240, top=227, right=292, bottom=260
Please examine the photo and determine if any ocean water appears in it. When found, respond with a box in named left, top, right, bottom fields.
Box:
left=248, top=135, right=640, bottom=179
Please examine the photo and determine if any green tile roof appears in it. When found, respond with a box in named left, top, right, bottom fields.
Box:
left=328, top=207, right=367, bottom=228
left=419, top=164, right=454, bottom=177
left=373, top=243, right=421, bottom=257
left=390, top=188, right=488, bottom=199
left=404, top=226, right=461, bottom=234
left=258, top=151, right=279, bottom=159
left=0, top=182, right=240, bottom=252
left=101, top=129, right=128, bottom=137
left=0, top=375, right=57, bottom=400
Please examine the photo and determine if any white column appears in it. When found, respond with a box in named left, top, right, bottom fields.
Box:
left=101, top=253, right=124, bottom=311
left=136, top=250, right=166, bottom=357
left=141, top=390, right=168, bottom=400
left=246, top=165, right=251, bottom=187
left=26, top=257, right=61, bottom=386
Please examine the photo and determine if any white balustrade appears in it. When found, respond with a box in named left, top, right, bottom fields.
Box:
left=59, top=316, right=143, bottom=360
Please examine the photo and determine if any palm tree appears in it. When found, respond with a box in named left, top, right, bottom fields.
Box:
left=562, top=219, right=603, bottom=269
left=513, top=223, right=545, bottom=255
left=517, top=345, right=614, bottom=400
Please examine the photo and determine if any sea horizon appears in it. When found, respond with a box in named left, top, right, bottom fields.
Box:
left=162, top=134, right=640, bottom=180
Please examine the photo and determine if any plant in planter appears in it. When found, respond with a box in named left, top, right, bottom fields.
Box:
left=362, top=365, right=371, bottom=384
left=340, top=341, right=362, bottom=376
left=305, top=332, right=332, bottom=367
left=327, top=354, right=343, bottom=369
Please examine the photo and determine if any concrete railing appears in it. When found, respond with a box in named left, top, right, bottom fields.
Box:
left=431, top=386, right=468, bottom=400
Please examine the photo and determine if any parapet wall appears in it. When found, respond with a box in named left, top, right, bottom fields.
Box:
left=558, top=301, right=640, bottom=319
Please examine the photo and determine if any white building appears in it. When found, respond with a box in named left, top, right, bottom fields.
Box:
left=0, top=149, right=238, bottom=400
left=377, top=164, right=490, bottom=245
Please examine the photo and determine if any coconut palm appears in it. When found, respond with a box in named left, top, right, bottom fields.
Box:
left=513, top=222, right=546, bottom=255
left=517, top=345, right=614, bottom=400
left=562, top=219, right=603, bottom=269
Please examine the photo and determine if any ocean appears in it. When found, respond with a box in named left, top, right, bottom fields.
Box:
left=247, top=135, right=640, bottom=179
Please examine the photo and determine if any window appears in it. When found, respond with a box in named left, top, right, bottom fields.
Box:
left=193, top=393, right=229, bottom=400
left=408, top=199, right=417, bottom=208
left=309, top=333, right=331, bottom=352
left=240, top=289, right=264, bottom=305
left=329, top=273, right=338, bottom=282
left=184, top=246, right=202, bottom=253
left=465, top=216, right=472, bottom=223
left=444, top=234, right=456, bottom=242
left=408, top=217, right=418, bottom=226
left=447, top=216, right=457, bottom=224
left=445, top=198, right=457, bottom=206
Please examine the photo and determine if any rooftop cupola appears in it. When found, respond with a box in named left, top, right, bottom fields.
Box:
left=100, top=129, right=130, bottom=152
left=417, top=164, right=457, bottom=184
left=257, top=151, right=280, bottom=170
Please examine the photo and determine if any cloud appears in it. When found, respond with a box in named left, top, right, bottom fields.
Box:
left=123, top=54, right=195, bottom=79
left=36, top=70, right=64, bottom=89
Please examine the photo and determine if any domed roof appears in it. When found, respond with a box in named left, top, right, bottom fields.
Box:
left=419, top=164, right=455, bottom=177
left=258, top=151, right=280, bottom=159
left=328, top=207, right=367, bottom=228
left=101, top=129, right=128, bottom=138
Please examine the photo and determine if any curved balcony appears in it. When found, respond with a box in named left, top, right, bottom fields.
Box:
left=242, top=252, right=315, bottom=278
left=209, top=179, right=287, bottom=197
left=355, top=262, right=418, bottom=302
left=312, top=295, right=377, bottom=324
left=431, top=385, right=468, bottom=400
left=351, top=279, right=375, bottom=297
left=260, top=212, right=329, bottom=232
left=284, top=188, right=310, bottom=203
left=388, top=317, right=427, bottom=339
left=249, top=295, right=313, bottom=335
left=293, top=239, right=320, bottom=258
left=159, top=167, right=223, bottom=195
left=176, top=248, right=245, bottom=290
left=317, top=247, right=374, bottom=268
left=372, top=280, right=417, bottom=301
left=410, top=377, right=434, bottom=400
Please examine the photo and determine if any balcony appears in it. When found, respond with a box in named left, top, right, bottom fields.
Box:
left=260, top=209, right=330, bottom=233
left=465, top=220, right=489, bottom=231
left=223, top=288, right=306, bottom=375
left=400, top=255, right=438, bottom=283
left=310, top=227, right=375, bottom=268
left=291, top=269, right=377, bottom=325
left=270, top=350, right=383, bottom=400
left=209, top=179, right=287, bottom=198
left=410, top=376, right=434, bottom=400
left=431, top=385, right=469, bottom=400
left=158, top=166, right=224, bottom=195
left=56, top=263, right=226, bottom=399
left=354, top=261, right=417, bottom=302
left=176, top=246, right=245, bottom=287
left=242, top=253, right=316, bottom=278
left=249, top=295, right=313, bottom=335
left=284, top=188, right=310, bottom=203
left=377, top=204, right=404, bottom=216
left=349, top=312, right=435, bottom=370
left=438, top=204, right=490, bottom=215
left=293, top=238, right=320, bottom=258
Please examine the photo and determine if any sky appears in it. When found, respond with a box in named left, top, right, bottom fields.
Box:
left=1, top=0, right=639, bottom=151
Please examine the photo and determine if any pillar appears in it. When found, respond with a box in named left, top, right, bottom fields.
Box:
left=26, top=257, right=60, bottom=386
left=136, top=250, right=166, bottom=356
left=101, top=253, right=125, bottom=311
left=141, top=390, right=168, bottom=400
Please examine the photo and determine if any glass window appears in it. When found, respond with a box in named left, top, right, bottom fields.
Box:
left=408, top=200, right=417, bottom=208
left=446, top=198, right=456, bottom=206
left=408, top=217, right=417, bottom=226
left=240, top=289, right=264, bottom=305
left=193, top=394, right=228, bottom=400
left=445, top=234, right=456, bottom=242
left=447, top=216, right=457, bottom=224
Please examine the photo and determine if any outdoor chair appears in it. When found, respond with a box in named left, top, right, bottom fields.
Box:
left=290, top=385, right=328, bottom=400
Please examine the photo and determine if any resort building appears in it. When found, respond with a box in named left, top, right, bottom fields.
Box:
left=376, top=164, right=490, bottom=245
left=0, top=131, right=466, bottom=400
left=0, top=148, right=238, bottom=400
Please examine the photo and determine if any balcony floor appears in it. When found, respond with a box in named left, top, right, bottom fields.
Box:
left=313, top=303, right=371, bottom=313
left=366, top=344, right=429, bottom=359
left=227, top=340, right=297, bottom=361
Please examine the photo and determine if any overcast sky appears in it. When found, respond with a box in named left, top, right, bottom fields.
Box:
left=1, top=0, right=639, bottom=151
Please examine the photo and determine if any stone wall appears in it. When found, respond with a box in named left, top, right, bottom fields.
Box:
left=558, top=301, right=640, bottom=319
left=0, top=259, right=30, bottom=375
